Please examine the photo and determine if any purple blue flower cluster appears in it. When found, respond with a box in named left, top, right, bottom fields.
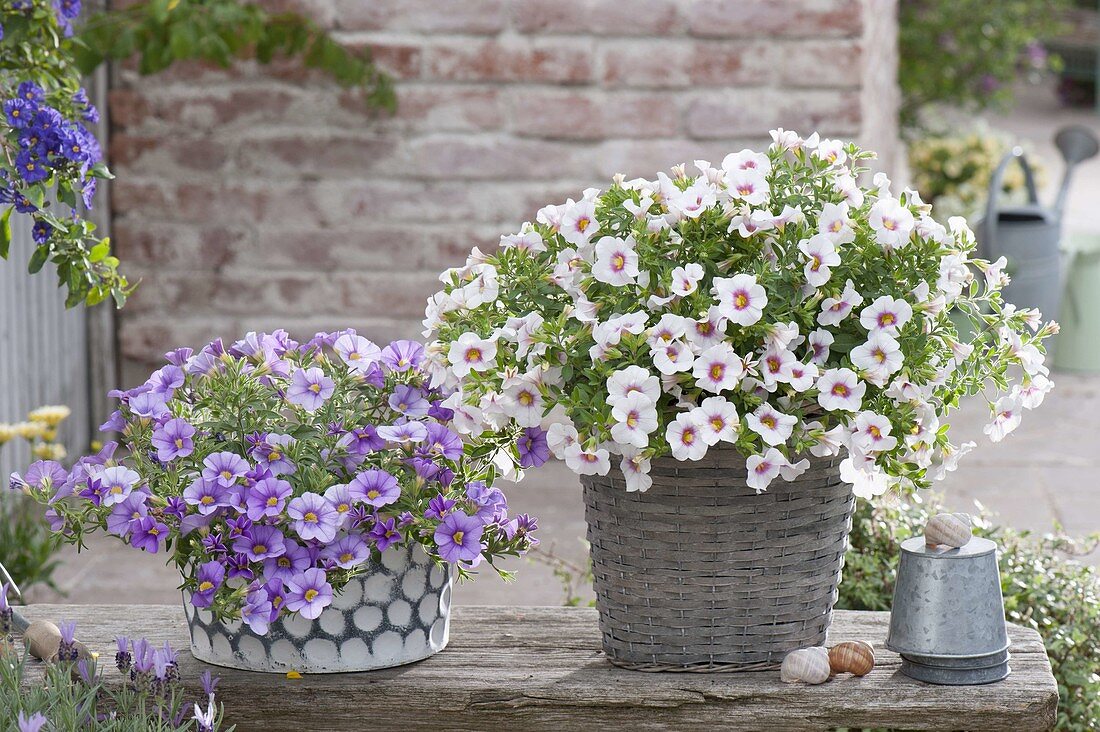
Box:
left=18, top=331, right=538, bottom=633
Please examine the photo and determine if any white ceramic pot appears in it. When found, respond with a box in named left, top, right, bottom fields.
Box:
left=185, top=544, right=452, bottom=673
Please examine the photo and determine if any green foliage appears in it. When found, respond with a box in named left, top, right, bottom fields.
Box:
left=839, top=495, right=1100, bottom=731
left=0, top=650, right=232, bottom=731
left=0, top=490, right=63, bottom=601
left=899, top=0, right=1070, bottom=128
left=0, top=0, right=131, bottom=307
left=74, top=0, right=396, bottom=112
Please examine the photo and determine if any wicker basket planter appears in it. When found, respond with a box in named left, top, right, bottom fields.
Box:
left=582, top=446, right=853, bottom=669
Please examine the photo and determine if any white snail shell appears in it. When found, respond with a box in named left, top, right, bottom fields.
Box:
left=780, top=647, right=831, bottom=684
left=924, top=512, right=973, bottom=548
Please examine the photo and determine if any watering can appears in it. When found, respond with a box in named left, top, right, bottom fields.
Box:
left=977, top=125, right=1100, bottom=325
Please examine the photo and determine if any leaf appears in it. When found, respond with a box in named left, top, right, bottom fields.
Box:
left=88, top=238, right=110, bottom=262
left=28, top=246, right=49, bottom=274
left=0, top=207, right=12, bottom=260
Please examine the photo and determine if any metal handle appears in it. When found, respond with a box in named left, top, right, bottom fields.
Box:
left=983, top=147, right=1040, bottom=260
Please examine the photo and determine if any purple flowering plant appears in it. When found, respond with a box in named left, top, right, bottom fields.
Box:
left=0, top=0, right=128, bottom=307
left=18, top=331, right=538, bottom=633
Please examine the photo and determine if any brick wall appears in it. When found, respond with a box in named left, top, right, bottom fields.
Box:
left=110, top=0, right=899, bottom=385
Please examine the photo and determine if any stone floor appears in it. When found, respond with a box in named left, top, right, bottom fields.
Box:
left=19, top=84, right=1100, bottom=608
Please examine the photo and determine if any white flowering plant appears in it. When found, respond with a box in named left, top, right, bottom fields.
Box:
left=423, top=130, right=1056, bottom=499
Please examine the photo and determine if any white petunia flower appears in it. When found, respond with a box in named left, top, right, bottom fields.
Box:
left=692, top=343, right=746, bottom=393
left=619, top=448, right=653, bottom=492
left=859, top=295, right=913, bottom=335
left=745, top=403, right=796, bottom=446
left=807, top=329, right=834, bottom=366
left=798, top=234, right=840, bottom=288
left=816, top=367, right=866, bottom=412
left=561, top=198, right=598, bottom=247
left=927, top=441, right=976, bottom=482
left=503, top=378, right=545, bottom=428
left=550, top=247, right=586, bottom=292
left=592, top=235, right=640, bottom=286
left=807, top=421, right=848, bottom=458
left=713, top=273, right=767, bottom=326
left=610, top=393, right=660, bottom=448
left=726, top=168, right=769, bottom=206
left=686, top=307, right=729, bottom=351
left=983, top=396, right=1022, bottom=443
left=500, top=228, right=546, bottom=253
left=547, top=421, right=579, bottom=459
left=818, top=201, right=855, bottom=245
left=692, top=396, right=739, bottom=445
left=745, top=447, right=806, bottom=492
left=815, top=138, right=847, bottom=166
left=670, top=263, right=705, bottom=296
left=606, top=365, right=661, bottom=405
left=851, top=411, right=898, bottom=454
left=868, top=197, right=915, bottom=250
left=441, top=391, right=487, bottom=435
left=730, top=209, right=776, bottom=238
left=564, top=443, right=611, bottom=475
left=759, top=346, right=797, bottom=389
left=666, top=412, right=708, bottom=461
left=834, top=170, right=864, bottom=207
left=669, top=179, right=717, bottom=219
left=840, top=456, right=891, bottom=499
left=850, top=331, right=904, bottom=386
left=447, top=332, right=497, bottom=378
left=722, top=148, right=772, bottom=176
left=502, top=312, right=545, bottom=359
left=652, top=340, right=695, bottom=375
left=818, top=279, right=864, bottom=326
left=1014, top=374, right=1053, bottom=410
left=1000, top=327, right=1048, bottom=377
left=646, top=313, right=690, bottom=349
left=334, top=333, right=382, bottom=373
left=786, top=360, right=820, bottom=392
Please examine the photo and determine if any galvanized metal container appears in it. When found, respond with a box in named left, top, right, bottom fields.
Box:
left=886, top=536, right=1010, bottom=685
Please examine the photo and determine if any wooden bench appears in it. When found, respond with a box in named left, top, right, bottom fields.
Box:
left=16, top=604, right=1058, bottom=731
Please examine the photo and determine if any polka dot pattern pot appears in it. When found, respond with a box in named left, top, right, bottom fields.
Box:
left=184, top=544, right=453, bottom=673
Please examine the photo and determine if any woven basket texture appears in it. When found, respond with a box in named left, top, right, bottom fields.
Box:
left=582, top=446, right=853, bottom=668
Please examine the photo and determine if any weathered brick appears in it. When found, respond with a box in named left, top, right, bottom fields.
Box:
left=422, top=39, right=594, bottom=84
left=112, top=221, right=246, bottom=269
left=333, top=0, right=507, bottom=34
left=513, top=0, right=682, bottom=36
left=685, top=89, right=862, bottom=139
left=774, top=40, right=863, bottom=88
left=688, top=0, right=863, bottom=39
left=509, top=89, right=680, bottom=140
left=334, top=271, right=445, bottom=319
left=233, top=133, right=397, bottom=178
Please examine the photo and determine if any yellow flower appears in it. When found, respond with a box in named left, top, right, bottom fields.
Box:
left=28, top=405, right=71, bottom=427
left=13, top=421, right=49, bottom=440
left=32, top=443, right=67, bottom=460
left=0, top=424, right=15, bottom=445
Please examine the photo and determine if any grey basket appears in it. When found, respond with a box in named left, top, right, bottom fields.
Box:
left=582, top=446, right=853, bottom=670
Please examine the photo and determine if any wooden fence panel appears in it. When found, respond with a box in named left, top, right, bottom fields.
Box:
left=0, top=213, right=91, bottom=486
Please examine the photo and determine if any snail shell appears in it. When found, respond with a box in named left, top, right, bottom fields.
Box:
left=780, top=647, right=831, bottom=684
left=925, top=512, right=973, bottom=548
left=829, top=640, right=875, bottom=676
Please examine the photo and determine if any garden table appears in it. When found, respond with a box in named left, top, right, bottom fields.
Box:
left=16, top=604, right=1057, bottom=731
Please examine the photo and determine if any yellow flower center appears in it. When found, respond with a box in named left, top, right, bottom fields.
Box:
left=337, top=503, right=350, bottom=514
left=576, top=217, right=590, bottom=232
left=465, top=348, right=482, bottom=363
left=612, top=254, right=625, bottom=271
left=304, top=589, right=318, bottom=602
left=349, top=352, right=361, bottom=361
left=110, top=485, right=123, bottom=494
left=710, top=364, right=725, bottom=381
left=278, top=557, right=291, bottom=568
left=761, top=416, right=776, bottom=429
left=304, top=511, right=317, bottom=523
left=453, top=531, right=465, bottom=543
left=340, top=553, right=354, bottom=564
left=174, top=438, right=184, bottom=448
left=253, top=544, right=267, bottom=555
left=367, top=489, right=380, bottom=500
left=734, top=293, right=749, bottom=309
left=269, top=450, right=281, bottom=461
left=220, top=470, right=232, bottom=480
left=267, top=496, right=279, bottom=506
left=832, top=384, right=849, bottom=397
left=201, top=495, right=214, bottom=505
left=199, top=581, right=214, bottom=592
left=518, top=391, right=534, bottom=406
left=309, top=383, right=321, bottom=394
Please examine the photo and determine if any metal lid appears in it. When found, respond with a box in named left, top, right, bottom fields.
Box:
left=900, top=535, right=997, bottom=559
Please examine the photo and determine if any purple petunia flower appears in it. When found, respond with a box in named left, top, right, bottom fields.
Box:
left=324, top=483, right=356, bottom=527
left=31, top=219, right=51, bottom=244
left=226, top=514, right=252, bottom=540
left=287, top=492, right=340, bottom=543
left=388, top=384, right=430, bottom=417
left=191, top=561, right=225, bottom=608
left=17, top=81, right=44, bottom=104
left=244, top=476, right=292, bottom=521
left=251, top=433, right=296, bottom=476
left=467, top=481, right=508, bottom=523
left=106, top=493, right=148, bottom=537
left=146, top=364, right=184, bottom=395
left=434, top=511, right=485, bottom=563
left=369, top=516, right=402, bottom=552
left=13, top=460, right=67, bottom=492
left=186, top=339, right=225, bottom=376
left=377, top=420, right=428, bottom=445
left=333, top=332, right=381, bottom=373
left=381, top=340, right=424, bottom=372
left=183, top=478, right=231, bottom=515
left=151, top=418, right=195, bottom=462
left=344, top=425, right=386, bottom=455
left=14, top=150, right=47, bottom=183
left=322, top=534, right=370, bottom=569
left=263, top=538, right=311, bottom=583
left=4, top=99, right=33, bottom=129
left=127, top=390, right=170, bottom=421
left=241, top=582, right=273, bottom=635
left=226, top=553, right=254, bottom=582
left=233, top=524, right=285, bottom=562
left=424, top=493, right=456, bottom=521
left=164, top=347, right=193, bottom=367
left=130, top=516, right=168, bottom=553
left=164, top=496, right=188, bottom=520
left=286, top=367, right=334, bottom=412
left=201, top=531, right=228, bottom=556
left=284, top=568, right=333, bottom=620
left=348, top=469, right=400, bottom=507
left=202, top=451, right=249, bottom=487
left=98, top=466, right=140, bottom=507
left=517, top=426, right=550, bottom=468
left=422, top=423, right=463, bottom=460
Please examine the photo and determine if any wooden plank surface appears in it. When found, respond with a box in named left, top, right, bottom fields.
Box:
left=15, top=605, right=1057, bottom=731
